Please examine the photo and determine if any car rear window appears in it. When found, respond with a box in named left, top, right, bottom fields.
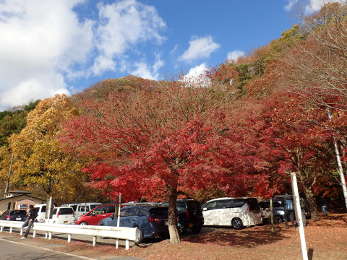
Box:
left=187, top=201, right=201, bottom=212
left=59, top=208, right=74, bottom=215
left=149, top=207, right=168, bottom=218
left=176, top=201, right=187, bottom=212
left=11, top=210, right=26, bottom=215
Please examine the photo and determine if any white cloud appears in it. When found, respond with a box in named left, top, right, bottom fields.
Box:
left=285, top=0, right=344, bottom=13
left=0, top=0, right=166, bottom=110
left=131, top=55, right=164, bottom=80
left=179, top=36, right=220, bottom=62
left=0, top=0, right=93, bottom=109
left=285, top=0, right=299, bottom=11
left=305, top=0, right=345, bottom=13
left=91, top=0, right=166, bottom=75
left=227, top=50, right=245, bottom=63
left=180, top=63, right=211, bottom=87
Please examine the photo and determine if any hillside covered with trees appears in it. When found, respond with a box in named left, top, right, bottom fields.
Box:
left=0, top=2, right=346, bottom=244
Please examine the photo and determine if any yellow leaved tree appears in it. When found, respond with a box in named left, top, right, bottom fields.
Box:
left=7, top=95, right=95, bottom=205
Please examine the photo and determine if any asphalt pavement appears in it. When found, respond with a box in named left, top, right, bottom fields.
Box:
left=0, top=238, right=90, bottom=260
left=0, top=233, right=143, bottom=260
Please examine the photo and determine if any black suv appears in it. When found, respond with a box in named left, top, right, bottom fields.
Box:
left=176, top=199, right=204, bottom=234
left=0, top=210, right=27, bottom=221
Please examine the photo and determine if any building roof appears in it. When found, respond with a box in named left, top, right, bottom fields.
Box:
left=0, top=194, right=45, bottom=202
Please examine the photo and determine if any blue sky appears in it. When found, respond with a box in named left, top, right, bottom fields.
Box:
left=0, top=0, right=341, bottom=110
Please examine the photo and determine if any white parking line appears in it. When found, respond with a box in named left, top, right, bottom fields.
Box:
left=0, top=237, right=96, bottom=260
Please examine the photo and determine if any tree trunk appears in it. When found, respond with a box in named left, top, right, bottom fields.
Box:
left=46, top=196, right=53, bottom=220
left=304, top=188, right=318, bottom=219
left=168, top=186, right=180, bottom=244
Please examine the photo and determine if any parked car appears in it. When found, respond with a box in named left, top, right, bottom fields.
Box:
left=75, top=204, right=116, bottom=225
left=202, top=197, right=262, bottom=229
left=34, top=204, right=47, bottom=223
left=100, top=205, right=169, bottom=241
left=176, top=199, right=204, bottom=234
left=61, top=203, right=78, bottom=211
left=62, top=202, right=101, bottom=219
left=160, top=199, right=204, bottom=234
left=272, top=195, right=310, bottom=225
left=259, top=200, right=272, bottom=222
left=0, top=210, right=27, bottom=221
left=46, top=207, right=75, bottom=224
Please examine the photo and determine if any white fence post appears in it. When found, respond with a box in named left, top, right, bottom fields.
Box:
left=291, top=172, right=309, bottom=260
left=92, top=236, right=96, bottom=247
left=67, top=234, right=71, bottom=243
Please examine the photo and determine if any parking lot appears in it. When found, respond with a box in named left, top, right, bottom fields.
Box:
left=1, top=214, right=347, bottom=260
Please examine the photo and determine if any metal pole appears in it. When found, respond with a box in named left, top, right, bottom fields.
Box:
left=270, top=198, right=275, bottom=233
left=117, top=193, right=121, bottom=227
left=291, top=172, right=308, bottom=260
left=327, top=109, right=347, bottom=208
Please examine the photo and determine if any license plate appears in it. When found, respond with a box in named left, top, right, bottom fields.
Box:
left=16, top=218, right=21, bottom=220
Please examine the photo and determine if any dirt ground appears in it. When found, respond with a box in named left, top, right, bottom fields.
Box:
left=3, top=214, right=347, bottom=260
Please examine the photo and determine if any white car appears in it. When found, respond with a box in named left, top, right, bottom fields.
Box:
left=47, top=207, right=75, bottom=224
left=61, top=202, right=102, bottom=219
left=34, top=204, right=47, bottom=223
left=202, top=197, right=262, bottom=229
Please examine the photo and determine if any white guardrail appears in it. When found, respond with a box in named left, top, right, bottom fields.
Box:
left=0, top=220, right=141, bottom=250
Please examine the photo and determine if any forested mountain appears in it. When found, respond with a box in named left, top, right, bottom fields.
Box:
left=0, top=2, right=346, bottom=243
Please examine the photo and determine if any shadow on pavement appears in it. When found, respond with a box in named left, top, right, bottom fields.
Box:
left=182, top=226, right=289, bottom=247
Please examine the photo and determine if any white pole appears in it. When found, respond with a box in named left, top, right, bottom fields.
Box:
left=117, top=193, right=121, bottom=227
left=327, top=109, right=347, bottom=208
left=291, top=172, right=308, bottom=260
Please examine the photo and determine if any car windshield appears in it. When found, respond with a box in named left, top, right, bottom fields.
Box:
left=149, top=207, right=168, bottom=217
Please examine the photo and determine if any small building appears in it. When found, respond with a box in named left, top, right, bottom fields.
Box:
left=0, top=190, right=45, bottom=215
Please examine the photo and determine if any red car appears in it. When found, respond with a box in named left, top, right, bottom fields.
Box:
left=75, top=204, right=116, bottom=225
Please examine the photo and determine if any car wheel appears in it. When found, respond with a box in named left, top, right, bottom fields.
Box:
left=231, top=218, right=243, bottom=230
left=79, top=222, right=88, bottom=225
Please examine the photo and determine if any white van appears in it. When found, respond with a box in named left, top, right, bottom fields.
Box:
left=74, top=203, right=101, bottom=219
left=61, top=202, right=101, bottom=219
left=34, top=204, right=47, bottom=223
left=202, top=197, right=262, bottom=229
left=47, top=207, right=75, bottom=224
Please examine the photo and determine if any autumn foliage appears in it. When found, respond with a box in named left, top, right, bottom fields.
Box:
left=0, top=2, right=346, bottom=245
